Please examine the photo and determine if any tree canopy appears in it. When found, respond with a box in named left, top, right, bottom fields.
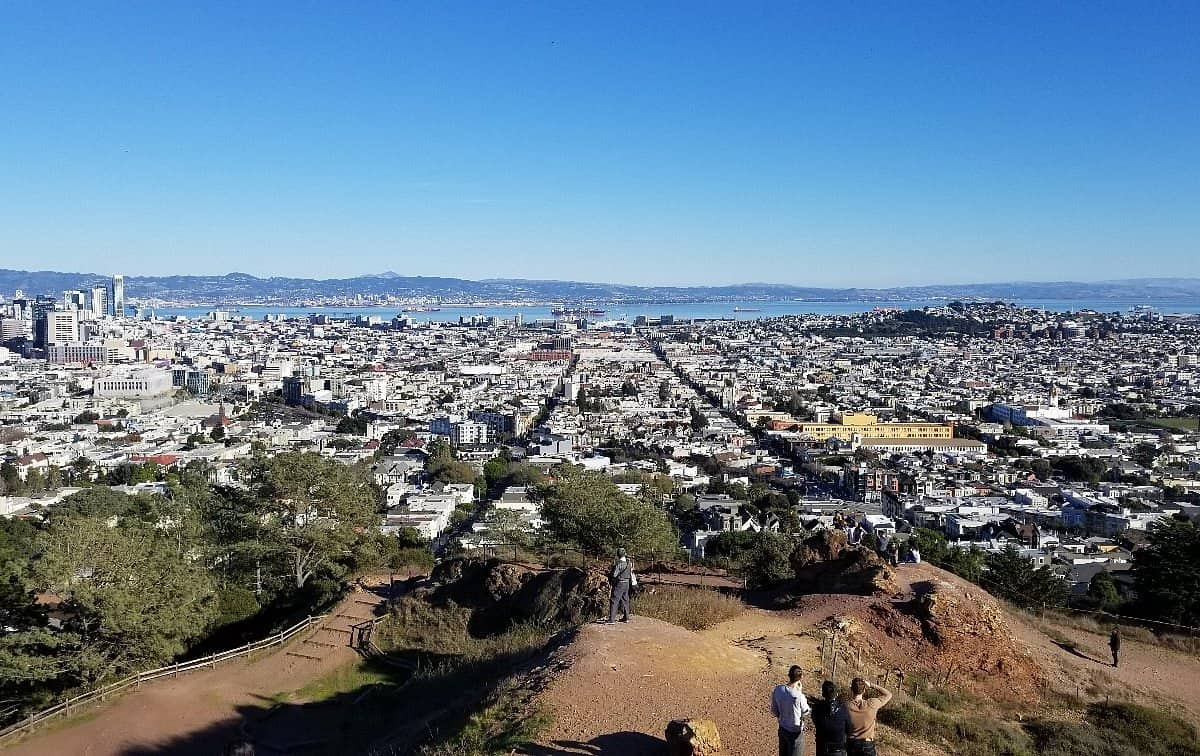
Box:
left=535, top=466, right=679, bottom=557
left=1133, top=518, right=1200, bottom=626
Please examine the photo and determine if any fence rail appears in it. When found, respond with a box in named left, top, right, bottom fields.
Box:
left=0, top=613, right=327, bottom=746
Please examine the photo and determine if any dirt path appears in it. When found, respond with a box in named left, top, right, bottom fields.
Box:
left=526, top=612, right=936, bottom=756
left=2, top=583, right=393, bottom=756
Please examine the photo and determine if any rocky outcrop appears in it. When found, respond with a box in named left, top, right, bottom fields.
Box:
left=418, top=557, right=609, bottom=636
left=665, top=718, right=722, bottom=756
left=789, top=530, right=897, bottom=595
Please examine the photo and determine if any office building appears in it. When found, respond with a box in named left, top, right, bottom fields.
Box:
left=45, top=310, right=80, bottom=344
left=31, top=295, right=58, bottom=347
left=111, top=274, right=125, bottom=317
left=90, top=286, right=110, bottom=319
left=93, top=368, right=173, bottom=398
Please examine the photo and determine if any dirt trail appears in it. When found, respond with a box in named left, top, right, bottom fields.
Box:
left=527, top=562, right=1200, bottom=755
left=526, top=613, right=937, bottom=756
left=2, top=582, right=393, bottom=756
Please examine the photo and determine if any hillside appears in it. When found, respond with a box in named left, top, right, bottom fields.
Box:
left=522, top=561, right=1200, bottom=755
left=5, top=558, right=1200, bottom=755
left=3, top=267, right=1200, bottom=305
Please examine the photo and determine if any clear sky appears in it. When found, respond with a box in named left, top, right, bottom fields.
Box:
left=1, top=2, right=1197, bottom=287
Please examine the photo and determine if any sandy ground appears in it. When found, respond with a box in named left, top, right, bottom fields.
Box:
left=526, top=611, right=939, bottom=756
left=527, top=562, right=1200, bottom=755
left=2, top=584, right=392, bottom=756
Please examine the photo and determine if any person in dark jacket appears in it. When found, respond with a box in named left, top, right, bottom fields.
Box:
left=1109, top=627, right=1121, bottom=668
left=810, top=680, right=851, bottom=756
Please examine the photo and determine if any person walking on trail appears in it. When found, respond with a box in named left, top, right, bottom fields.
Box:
left=1109, top=627, right=1122, bottom=668
left=846, top=678, right=892, bottom=756
left=771, top=665, right=811, bottom=756
left=810, top=680, right=851, bottom=756
left=606, top=547, right=636, bottom=623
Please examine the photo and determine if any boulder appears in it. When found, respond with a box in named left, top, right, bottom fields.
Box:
left=790, top=530, right=897, bottom=595
left=421, top=557, right=609, bottom=636
left=665, top=718, right=722, bottom=756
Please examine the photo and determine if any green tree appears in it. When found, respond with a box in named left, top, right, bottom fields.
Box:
left=247, top=452, right=379, bottom=589
left=376, top=428, right=417, bottom=457
left=941, top=545, right=986, bottom=582
left=335, top=415, right=368, bottom=435
left=1088, top=570, right=1121, bottom=610
left=704, top=530, right=758, bottom=562
left=25, top=468, right=46, bottom=493
left=536, top=466, right=678, bottom=557
left=35, top=517, right=218, bottom=677
left=909, top=528, right=950, bottom=564
left=689, top=406, right=708, bottom=431
left=984, top=545, right=1068, bottom=609
left=741, top=531, right=794, bottom=589
left=1132, top=518, right=1200, bottom=626
left=210, top=425, right=226, bottom=441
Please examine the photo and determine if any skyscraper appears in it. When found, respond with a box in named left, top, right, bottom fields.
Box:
left=31, top=294, right=58, bottom=348
left=111, top=274, right=125, bottom=317
left=90, top=286, right=109, bottom=319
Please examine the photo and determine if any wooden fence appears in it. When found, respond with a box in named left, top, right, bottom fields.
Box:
left=0, top=613, right=327, bottom=746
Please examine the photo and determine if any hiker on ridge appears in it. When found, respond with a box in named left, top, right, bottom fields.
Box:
left=1109, top=627, right=1121, bottom=668
left=846, top=677, right=892, bottom=756
left=606, top=547, right=636, bottom=623
left=771, top=665, right=811, bottom=756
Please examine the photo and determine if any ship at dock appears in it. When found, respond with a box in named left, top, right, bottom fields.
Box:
left=551, top=306, right=606, bottom=317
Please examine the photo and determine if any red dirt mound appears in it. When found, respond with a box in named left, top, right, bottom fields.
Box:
left=835, top=577, right=1045, bottom=702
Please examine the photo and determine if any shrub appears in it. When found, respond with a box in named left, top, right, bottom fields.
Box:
left=880, top=701, right=1033, bottom=756
left=740, top=531, right=794, bottom=589
left=634, top=586, right=744, bottom=631
left=1087, top=701, right=1200, bottom=756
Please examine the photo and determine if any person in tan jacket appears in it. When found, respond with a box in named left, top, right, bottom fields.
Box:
left=846, top=678, right=892, bottom=756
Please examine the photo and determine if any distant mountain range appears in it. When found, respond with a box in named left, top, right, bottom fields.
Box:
left=1, top=269, right=1198, bottom=305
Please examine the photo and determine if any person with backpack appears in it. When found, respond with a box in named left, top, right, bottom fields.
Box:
left=810, top=680, right=852, bottom=756
left=771, top=665, right=811, bottom=756
left=606, top=547, right=636, bottom=623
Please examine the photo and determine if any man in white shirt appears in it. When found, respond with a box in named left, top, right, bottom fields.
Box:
left=771, top=665, right=811, bottom=756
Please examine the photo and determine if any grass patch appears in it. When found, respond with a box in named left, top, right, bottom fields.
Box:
left=1144, top=417, right=1200, bottom=431
left=416, top=682, right=554, bottom=756
left=290, top=659, right=398, bottom=703
left=634, top=585, right=745, bottom=631
left=879, top=700, right=1034, bottom=756
left=1033, top=610, right=1200, bottom=658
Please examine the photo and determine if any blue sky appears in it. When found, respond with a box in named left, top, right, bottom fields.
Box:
left=1, top=2, right=1197, bottom=286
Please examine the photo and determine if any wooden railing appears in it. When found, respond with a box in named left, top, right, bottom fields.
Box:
left=0, top=613, right=327, bottom=746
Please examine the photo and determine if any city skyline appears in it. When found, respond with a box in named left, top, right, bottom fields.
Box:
left=2, top=3, right=1198, bottom=286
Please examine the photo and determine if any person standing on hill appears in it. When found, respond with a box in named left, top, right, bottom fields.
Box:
left=810, top=680, right=851, bottom=756
left=606, top=547, right=636, bottom=623
left=1109, top=627, right=1121, bottom=668
left=846, top=678, right=892, bottom=756
left=771, top=665, right=811, bottom=756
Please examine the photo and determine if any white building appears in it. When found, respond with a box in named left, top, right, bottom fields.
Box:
left=94, top=368, right=173, bottom=398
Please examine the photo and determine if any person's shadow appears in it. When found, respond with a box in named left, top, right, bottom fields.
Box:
left=523, top=731, right=665, bottom=755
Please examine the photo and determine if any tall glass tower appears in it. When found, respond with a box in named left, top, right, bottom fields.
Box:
left=111, top=274, right=125, bottom=317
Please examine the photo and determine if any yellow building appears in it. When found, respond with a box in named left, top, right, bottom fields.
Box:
left=794, top=412, right=954, bottom=442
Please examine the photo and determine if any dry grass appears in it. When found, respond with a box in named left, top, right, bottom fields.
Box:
left=1033, top=609, right=1200, bottom=657
left=634, top=585, right=745, bottom=631
left=375, top=598, right=555, bottom=660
